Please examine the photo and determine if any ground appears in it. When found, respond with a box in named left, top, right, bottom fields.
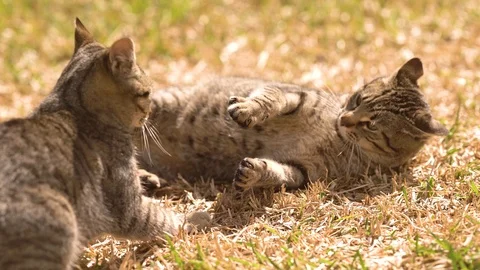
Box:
left=0, top=0, right=479, bottom=269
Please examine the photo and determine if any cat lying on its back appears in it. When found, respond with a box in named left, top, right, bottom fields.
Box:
left=0, top=19, right=207, bottom=270
left=139, top=58, right=447, bottom=190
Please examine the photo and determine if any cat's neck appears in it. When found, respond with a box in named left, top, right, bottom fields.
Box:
left=35, top=91, right=133, bottom=140
left=74, top=111, right=136, bottom=163
left=33, top=101, right=134, bottom=154
left=77, top=112, right=133, bottom=145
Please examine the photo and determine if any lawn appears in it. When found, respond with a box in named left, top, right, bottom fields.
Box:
left=0, top=0, right=479, bottom=269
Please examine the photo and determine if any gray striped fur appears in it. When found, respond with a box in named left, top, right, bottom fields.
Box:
left=0, top=19, right=185, bottom=269
left=139, top=58, right=447, bottom=190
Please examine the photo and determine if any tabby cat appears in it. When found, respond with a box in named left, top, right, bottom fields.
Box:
left=0, top=19, right=201, bottom=269
left=139, top=58, right=448, bottom=190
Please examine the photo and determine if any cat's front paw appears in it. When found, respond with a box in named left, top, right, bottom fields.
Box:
left=176, top=211, right=211, bottom=234
left=234, top=157, right=267, bottom=189
left=186, top=212, right=211, bottom=232
left=227, top=96, right=269, bottom=128
left=138, top=169, right=168, bottom=195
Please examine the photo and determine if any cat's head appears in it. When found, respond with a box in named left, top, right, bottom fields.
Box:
left=337, top=58, right=448, bottom=168
left=51, top=18, right=153, bottom=130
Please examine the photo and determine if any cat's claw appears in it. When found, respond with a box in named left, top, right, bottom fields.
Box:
left=227, top=96, right=268, bottom=128
left=138, top=169, right=168, bottom=195
left=234, top=157, right=267, bottom=189
left=228, top=96, right=240, bottom=105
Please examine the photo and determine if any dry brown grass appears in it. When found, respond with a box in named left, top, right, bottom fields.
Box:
left=1, top=0, right=479, bottom=269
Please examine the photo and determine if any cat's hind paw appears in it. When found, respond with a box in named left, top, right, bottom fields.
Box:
left=227, top=96, right=269, bottom=128
left=234, top=157, right=267, bottom=189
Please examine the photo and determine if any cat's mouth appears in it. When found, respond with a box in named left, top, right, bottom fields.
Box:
left=339, top=126, right=357, bottom=142
left=133, top=115, right=149, bottom=128
left=337, top=116, right=380, bottom=154
left=336, top=116, right=357, bottom=142
left=337, top=116, right=398, bottom=157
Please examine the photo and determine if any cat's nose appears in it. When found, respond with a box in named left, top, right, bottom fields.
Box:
left=340, top=113, right=356, bottom=127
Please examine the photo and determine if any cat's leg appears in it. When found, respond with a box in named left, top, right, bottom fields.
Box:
left=228, top=85, right=302, bottom=128
left=0, top=191, right=78, bottom=270
left=119, top=196, right=211, bottom=240
left=234, top=157, right=308, bottom=190
left=150, top=86, right=188, bottom=113
left=121, top=196, right=182, bottom=239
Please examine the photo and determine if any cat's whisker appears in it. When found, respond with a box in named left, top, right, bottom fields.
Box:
left=140, top=125, right=145, bottom=151
left=141, top=125, right=153, bottom=166
left=312, top=103, right=337, bottom=112
left=337, top=140, right=351, bottom=156
left=147, top=121, right=162, bottom=139
left=145, top=122, right=171, bottom=157
left=345, top=139, right=358, bottom=178
left=146, top=122, right=163, bottom=147
left=322, top=85, right=342, bottom=103
left=354, top=143, right=362, bottom=170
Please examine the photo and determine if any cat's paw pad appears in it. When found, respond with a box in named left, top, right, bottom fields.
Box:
left=227, top=96, right=269, bottom=128
left=228, top=96, right=246, bottom=105
left=138, top=169, right=167, bottom=194
left=234, top=157, right=267, bottom=189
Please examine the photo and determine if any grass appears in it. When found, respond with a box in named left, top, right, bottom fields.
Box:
left=1, top=0, right=479, bottom=269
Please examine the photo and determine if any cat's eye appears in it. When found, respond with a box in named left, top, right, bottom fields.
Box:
left=355, top=93, right=362, bottom=106
left=346, top=93, right=362, bottom=110
left=366, top=121, right=377, bottom=130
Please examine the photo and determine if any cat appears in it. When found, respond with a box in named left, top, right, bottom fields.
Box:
left=138, top=58, right=448, bottom=190
left=0, top=18, right=207, bottom=270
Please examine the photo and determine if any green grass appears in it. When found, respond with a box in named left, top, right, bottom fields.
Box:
left=1, top=0, right=480, bottom=269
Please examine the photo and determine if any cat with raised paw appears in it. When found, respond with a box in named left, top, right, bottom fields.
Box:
left=139, top=58, right=448, bottom=190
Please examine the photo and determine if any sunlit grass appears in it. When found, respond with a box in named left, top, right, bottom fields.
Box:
left=1, top=0, right=479, bottom=269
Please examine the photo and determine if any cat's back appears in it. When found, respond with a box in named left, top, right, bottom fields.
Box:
left=0, top=112, right=77, bottom=190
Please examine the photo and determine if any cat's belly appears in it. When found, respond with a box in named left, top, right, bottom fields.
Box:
left=141, top=147, right=242, bottom=182
left=141, top=87, right=344, bottom=182
left=141, top=118, right=328, bottom=182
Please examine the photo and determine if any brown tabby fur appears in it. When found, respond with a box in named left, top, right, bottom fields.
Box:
left=0, top=19, right=188, bottom=269
left=139, top=58, right=448, bottom=190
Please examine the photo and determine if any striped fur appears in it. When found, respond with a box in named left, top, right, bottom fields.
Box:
left=139, top=58, right=447, bottom=190
left=0, top=19, right=186, bottom=270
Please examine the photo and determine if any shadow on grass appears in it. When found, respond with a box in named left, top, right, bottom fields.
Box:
left=144, top=170, right=417, bottom=231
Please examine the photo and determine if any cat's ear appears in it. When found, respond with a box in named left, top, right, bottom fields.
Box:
left=414, top=114, right=448, bottom=136
left=109, top=37, right=136, bottom=76
left=74, top=18, right=94, bottom=53
left=393, top=58, right=424, bottom=87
